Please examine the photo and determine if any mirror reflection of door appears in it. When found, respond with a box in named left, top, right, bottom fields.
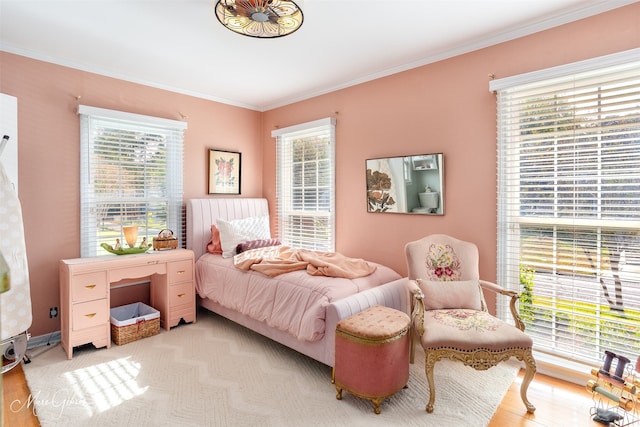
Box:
left=366, top=153, right=444, bottom=215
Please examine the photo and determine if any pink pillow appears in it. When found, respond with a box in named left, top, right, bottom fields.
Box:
left=235, top=239, right=281, bottom=254
left=416, top=278, right=483, bottom=311
left=207, top=224, right=223, bottom=255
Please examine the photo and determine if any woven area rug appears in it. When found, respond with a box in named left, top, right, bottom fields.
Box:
left=22, top=309, right=519, bottom=426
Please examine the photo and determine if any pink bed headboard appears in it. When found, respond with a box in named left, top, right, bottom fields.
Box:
left=186, top=198, right=270, bottom=260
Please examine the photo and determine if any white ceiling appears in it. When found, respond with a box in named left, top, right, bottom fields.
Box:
left=0, top=0, right=635, bottom=111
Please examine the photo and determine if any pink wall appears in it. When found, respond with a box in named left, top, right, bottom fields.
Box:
left=1, top=2, right=638, bottom=337
left=261, top=3, right=640, bottom=300
left=0, top=53, right=262, bottom=336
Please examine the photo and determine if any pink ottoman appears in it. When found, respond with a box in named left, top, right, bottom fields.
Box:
left=334, top=305, right=411, bottom=414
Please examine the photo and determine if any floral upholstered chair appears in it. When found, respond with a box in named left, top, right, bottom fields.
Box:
left=405, top=234, right=536, bottom=414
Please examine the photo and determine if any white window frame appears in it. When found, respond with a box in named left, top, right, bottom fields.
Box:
left=79, top=105, right=187, bottom=257
left=491, top=48, right=640, bottom=366
left=272, top=117, right=336, bottom=251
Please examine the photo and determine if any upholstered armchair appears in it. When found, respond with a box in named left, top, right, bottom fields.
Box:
left=405, top=234, right=536, bottom=414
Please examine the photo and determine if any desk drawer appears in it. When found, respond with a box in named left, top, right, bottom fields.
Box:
left=73, top=299, right=108, bottom=331
left=71, top=271, right=108, bottom=303
left=169, top=281, right=194, bottom=308
left=167, top=260, right=193, bottom=284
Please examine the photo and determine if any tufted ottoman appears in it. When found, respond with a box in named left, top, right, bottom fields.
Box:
left=333, top=305, right=411, bottom=414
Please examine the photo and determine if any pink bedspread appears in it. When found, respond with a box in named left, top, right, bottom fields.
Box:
left=195, top=252, right=402, bottom=342
left=234, top=245, right=377, bottom=278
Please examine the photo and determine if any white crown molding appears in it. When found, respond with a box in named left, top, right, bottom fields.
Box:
left=2, top=0, right=636, bottom=112
left=1, top=44, right=263, bottom=111
left=261, top=0, right=638, bottom=111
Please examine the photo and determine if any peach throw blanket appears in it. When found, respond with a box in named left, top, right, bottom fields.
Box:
left=234, top=245, right=377, bottom=278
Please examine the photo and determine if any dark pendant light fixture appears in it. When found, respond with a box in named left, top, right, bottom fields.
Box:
left=215, top=0, right=304, bottom=38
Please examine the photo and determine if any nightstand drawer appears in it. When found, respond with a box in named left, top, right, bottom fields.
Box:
left=71, top=271, right=107, bottom=303
left=167, top=259, right=193, bottom=284
left=169, top=281, right=194, bottom=308
left=169, top=305, right=195, bottom=326
left=72, top=299, right=108, bottom=330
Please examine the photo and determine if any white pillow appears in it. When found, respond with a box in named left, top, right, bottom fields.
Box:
left=217, top=216, right=271, bottom=258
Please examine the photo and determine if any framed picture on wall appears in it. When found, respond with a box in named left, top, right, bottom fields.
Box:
left=208, top=149, right=241, bottom=194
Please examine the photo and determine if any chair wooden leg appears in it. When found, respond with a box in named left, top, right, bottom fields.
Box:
left=410, top=329, right=416, bottom=364
left=520, top=350, right=537, bottom=414
left=424, top=351, right=437, bottom=413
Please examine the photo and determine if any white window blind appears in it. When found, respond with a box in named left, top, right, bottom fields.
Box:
left=273, top=118, right=336, bottom=251
left=492, top=49, right=640, bottom=365
left=79, top=105, right=187, bottom=257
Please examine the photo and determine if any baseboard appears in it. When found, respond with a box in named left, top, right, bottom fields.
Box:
left=27, top=331, right=61, bottom=349
left=533, top=351, right=592, bottom=386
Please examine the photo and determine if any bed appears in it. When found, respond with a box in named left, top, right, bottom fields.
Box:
left=186, top=198, right=410, bottom=367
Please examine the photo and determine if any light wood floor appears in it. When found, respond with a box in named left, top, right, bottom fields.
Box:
left=2, top=361, right=40, bottom=427
left=1, top=359, right=612, bottom=426
left=490, top=369, right=604, bottom=427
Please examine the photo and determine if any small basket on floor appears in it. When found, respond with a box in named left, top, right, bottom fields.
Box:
left=110, top=302, right=160, bottom=345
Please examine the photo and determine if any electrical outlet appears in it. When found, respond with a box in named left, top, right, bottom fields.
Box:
left=49, top=307, right=58, bottom=318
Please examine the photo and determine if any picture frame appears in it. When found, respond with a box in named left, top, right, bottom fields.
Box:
left=366, top=153, right=444, bottom=215
left=208, top=149, right=241, bottom=194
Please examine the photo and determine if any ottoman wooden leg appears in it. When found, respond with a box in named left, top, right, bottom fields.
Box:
left=371, top=397, right=383, bottom=415
left=336, top=386, right=386, bottom=415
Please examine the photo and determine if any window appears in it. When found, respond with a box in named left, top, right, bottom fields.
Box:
left=272, top=118, right=336, bottom=251
left=79, top=106, right=187, bottom=257
left=491, top=49, right=640, bottom=365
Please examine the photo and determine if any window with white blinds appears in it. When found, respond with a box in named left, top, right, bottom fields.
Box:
left=491, top=49, right=640, bottom=365
left=79, top=105, right=187, bottom=257
left=272, top=118, right=336, bottom=252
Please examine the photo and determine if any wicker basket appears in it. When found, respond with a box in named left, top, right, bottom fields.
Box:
left=110, top=302, right=160, bottom=345
left=153, top=229, right=178, bottom=251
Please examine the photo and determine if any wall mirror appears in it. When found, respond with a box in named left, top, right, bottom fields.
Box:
left=366, top=153, right=444, bottom=215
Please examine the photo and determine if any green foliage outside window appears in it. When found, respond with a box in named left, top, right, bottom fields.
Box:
left=519, top=264, right=535, bottom=324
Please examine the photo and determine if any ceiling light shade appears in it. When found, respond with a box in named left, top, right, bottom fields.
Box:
left=215, top=0, right=303, bottom=38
